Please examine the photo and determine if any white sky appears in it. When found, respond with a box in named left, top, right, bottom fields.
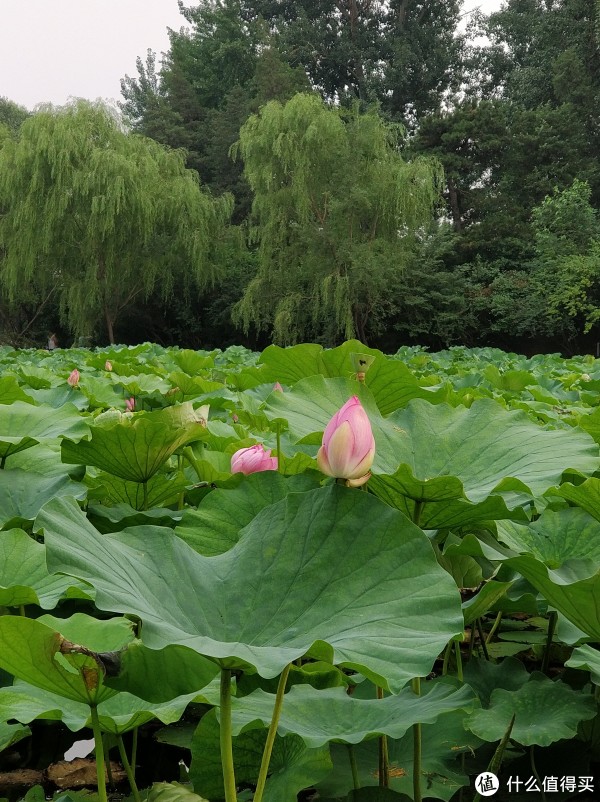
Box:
left=0, top=0, right=504, bottom=111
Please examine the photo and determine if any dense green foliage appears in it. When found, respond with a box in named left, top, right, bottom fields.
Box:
left=2, top=0, right=600, bottom=352
left=0, top=341, right=600, bottom=800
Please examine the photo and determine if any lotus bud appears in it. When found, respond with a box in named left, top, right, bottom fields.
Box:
left=125, top=397, right=135, bottom=412
left=231, top=444, right=278, bottom=475
left=581, top=373, right=591, bottom=382
left=273, top=382, right=284, bottom=392
left=317, top=396, right=375, bottom=482
left=67, top=369, right=80, bottom=387
left=105, top=360, right=113, bottom=371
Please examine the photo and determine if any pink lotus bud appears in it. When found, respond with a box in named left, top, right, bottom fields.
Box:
left=67, top=369, right=80, bottom=387
left=317, top=396, right=375, bottom=481
left=232, top=413, right=239, bottom=423
left=105, top=360, right=113, bottom=371
left=231, top=444, right=278, bottom=475
left=273, top=382, right=284, bottom=392
left=125, top=397, right=135, bottom=412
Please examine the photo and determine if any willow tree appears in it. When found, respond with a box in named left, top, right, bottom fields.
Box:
left=0, top=101, right=232, bottom=343
left=233, top=93, right=443, bottom=344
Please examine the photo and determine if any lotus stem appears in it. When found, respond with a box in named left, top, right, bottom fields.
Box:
left=183, top=445, right=203, bottom=482
left=442, top=640, right=452, bottom=675
left=376, top=685, right=389, bottom=787
left=486, top=612, right=502, bottom=644
left=412, top=499, right=423, bottom=527
left=276, top=422, right=282, bottom=472
left=541, top=611, right=557, bottom=675
left=142, top=480, right=148, bottom=511
left=254, top=663, right=292, bottom=802
left=473, top=714, right=515, bottom=802
left=476, top=618, right=490, bottom=660
left=412, top=677, right=422, bottom=802
left=131, top=727, right=138, bottom=776
left=347, top=744, right=360, bottom=790
left=454, top=639, right=464, bottom=682
left=219, top=668, right=238, bottom=802
left=90, top=705, right=108, bottom=802
left=104, top=736, right=114, bottom=786
left=117, top=734, right=142, bottom=802
left=530, top=745, right=546, bottom=802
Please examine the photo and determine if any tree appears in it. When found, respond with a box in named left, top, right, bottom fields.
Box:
left=233, top=93, right=443, bottom=345
left=0, top=101, right=232, bottom=344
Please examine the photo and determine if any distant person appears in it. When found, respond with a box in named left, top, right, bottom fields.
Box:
left=47, top=333, right=59, bottom=350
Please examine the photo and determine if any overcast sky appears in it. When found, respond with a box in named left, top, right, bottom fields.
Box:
left=1, top=0, right=504, bottom=111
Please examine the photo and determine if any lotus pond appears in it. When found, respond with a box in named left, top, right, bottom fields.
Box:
left=0, top=340, right=600, bottom=802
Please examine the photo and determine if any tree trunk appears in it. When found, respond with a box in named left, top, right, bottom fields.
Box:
left=447, top=178, right=463, bottom=232
left=104, top=305, right=115, bottom=345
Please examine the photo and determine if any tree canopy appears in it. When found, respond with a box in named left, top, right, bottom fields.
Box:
left=0, top=101, right=232, bottom=343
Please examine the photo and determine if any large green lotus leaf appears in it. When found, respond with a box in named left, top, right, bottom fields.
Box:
left=228, top=681, right=475, bottom=747
left=24, top=386, right=89, bottom=410
left=0, top=401, right=89, bottom=463
left=259, top=340, right=444, bottom=414
left=497, top=508, right=600, bottom=568
left=9, top=444, right=83, bottom=479
left=505, top=555, right=600, bottom=639
left=172, top=349, right=215, bottom=375
left=86, top=471, right=188, bottom=511
left=0, top=616, right=123, bottom=705
left=87, top=502, right=182, bottom=534
left=42, top=489, right=463, bottom=692
left=0, top=470, right=86, bottom=528
left=577, top=405, right=600, bottom=444
left=551, top=477, right=600, bottom=521
left=0, top=376, right=35, bottom=405
left=565, top=644, right=600, bottom=684
left=103, top=641, right=220, bottom=703
left=175, top=471, right=319, bottom=555
left=462, top=656, right=530, bottom=706
left=368, top=475, right=527, bottom=529
left=0, top=679, right=202, bottom=735
left=110, top=373, right=171, bottom=396
left=0, top=529, right=91, bottom=609
left=263, top=377, right=402, bottom=473
left=465, top=673, right=597, bottom=746
left=190, top=709, right=331, bottom=802
left=316, top=707, right=480, bottom=802
left=61, top=403, right=208, bottom=482
left=147, top=783, right=209, bottom=802
left=0, top=720, right=30, bottom=752
left=381, top=399, right=599, bottom=503
left=461, top=581, right=515, bottom=625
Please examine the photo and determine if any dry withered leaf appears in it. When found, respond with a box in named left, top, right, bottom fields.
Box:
left=47, top=758, right=126, bottom=787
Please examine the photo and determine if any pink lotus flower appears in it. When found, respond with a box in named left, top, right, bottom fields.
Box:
left=273, top=382, right=284, bottom=392
left=231, top=444, right=278, bottom=475
left=317, top=396, right=375, bottom=484
left=67, top=369, right=80, bottom=387
left=125, top=397, right=135, bottom=412
left=105, top=360, right=113, bottom=371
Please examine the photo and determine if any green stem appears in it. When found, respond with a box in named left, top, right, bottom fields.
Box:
left=183, top=446, right=204, bottom=482
left=347, top=744, right=360, bottom=790
left=177, top=454, right=185, bottom=510
left=0, top=456, right=5, bottom=469
left=219, top=668, right=237, bottom=802
left=412, top=499, right=424, bottom=527
left=117, top=734, right=142, bottom=802
left=19, top=605, right=26, bottom=617
left=454, top=640, right=464, bottom=682
left=142, top=480, right=148, bottom=512
left=442, top=640, right=452, bottom=676
left=412, top=677, right=422, bottom=802
left=530, top=745, right=546, bottom=802
left=486, top=612, right=503, bottom=644
left=90, top=705, right=108, bottom=802
left=276, top=422, right=282, bottom=472
left=104, top=736, right=114, bottom=786
left=254, top=664, right=292, bottom=802
left=376, top=685, right=389, bottom=787
left=467, top=626, right=476, bottom=661
left=131, top=727, right=138, bottom=776
left=476, top=618, right=490, bottom=661
left=541, top=610, right=558, bottom=675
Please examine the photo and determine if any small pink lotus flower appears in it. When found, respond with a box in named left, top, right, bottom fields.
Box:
left=125, top=397, right=135, bottom=412
left=231, top=444, right=278, bottom=475
left=232, top=413, right=239, bottom=423
left=317, top=396, right=375, bottom=484
left=67, top=369, right=80, bottom=387
left=105, top=360, right=113, bottom=371
left=273, top=382, right=284, bottom=392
